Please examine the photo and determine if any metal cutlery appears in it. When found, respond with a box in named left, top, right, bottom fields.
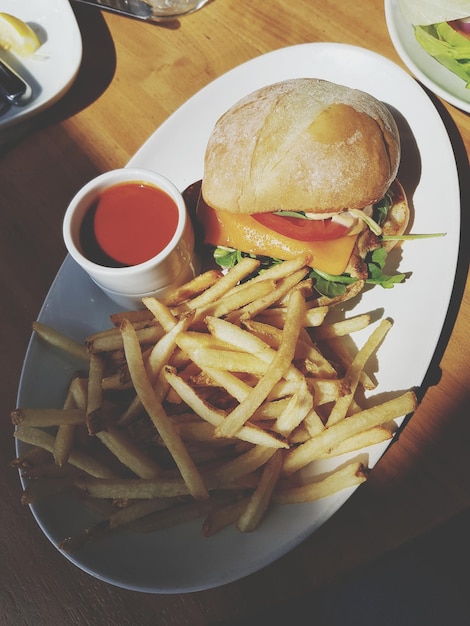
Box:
left=71, top=0, right=209, bottom=22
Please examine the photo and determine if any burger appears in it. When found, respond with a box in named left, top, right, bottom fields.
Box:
left=197, top=78, right=409, bottom=297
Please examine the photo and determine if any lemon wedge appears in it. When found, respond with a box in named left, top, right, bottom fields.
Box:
left=0, top=12, right=41, bottom=57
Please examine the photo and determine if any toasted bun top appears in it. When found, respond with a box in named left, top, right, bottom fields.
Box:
left=202, top=78, right=400, bottom=215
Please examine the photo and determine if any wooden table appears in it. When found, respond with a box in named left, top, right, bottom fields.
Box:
left=1, top=1, right=469, bottom=623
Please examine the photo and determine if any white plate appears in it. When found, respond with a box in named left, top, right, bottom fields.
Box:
left=0, top=0, right=82, bottom=133
left=385, top=0, right=470, bottom=113
left=17, top=43, right=461, bottom=593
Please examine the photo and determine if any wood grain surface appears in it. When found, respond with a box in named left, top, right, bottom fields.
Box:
left=1, top=1, right=469, bottom=624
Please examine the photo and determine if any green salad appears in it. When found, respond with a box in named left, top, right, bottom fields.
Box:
left=414, top=21, right=470, bottom=88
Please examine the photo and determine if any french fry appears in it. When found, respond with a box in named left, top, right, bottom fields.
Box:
left=13, top=258, right=419, bottom=547
left=274, top=461, right=368, bottom=504
left=275, top=379, right=313, bottom=435
left=21, top=477, right=77, bottom=505
left=32, top=321, right=89, bottom=362
left=96, top=425, right=161, bottom=479
left=131, top=498, right=217, bottom=533
left=59, top=498, right=174, bottom=552
left=11, top=408, right=85, bottom=427
left=212, top=445, right=277, bottom=486
left=86, top=324, right=164, bottom=354
left=120, top=318, right=209, bottom=500
left=10, top=446, right=51, bottom=469
left=236, top=449, right=283, bottom=532
left=75, top=476, right=191, bottom=499
left=176, top=257, right=261, bottom=314
left=283, top=391, right=418, bottom=475
left=54, top=387, right=77, bottom=467
left=201, top=277, right=277, bottom=319
left=317, top=425, right=395, bottom=459
left=309, top=313, right=372, bottom=341
left=203, top=496, right=251, bottom=537
left=14, top=426, right=119, bottom=479
left=215, top=289, right=305, bottom=438
left=86, top=354, right=105, bottom=435
left=163, top=366, right=287, bottom=449
left=161, top=269, right=223, bottom=307
left=326, top=319, right=392, bottom=426
left=243, top=319, right=336, bottom=377
left=236, top=268, right=309, bottom=321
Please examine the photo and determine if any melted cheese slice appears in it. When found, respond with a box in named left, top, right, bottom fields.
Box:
left=198, top=203, right=358, bottom=275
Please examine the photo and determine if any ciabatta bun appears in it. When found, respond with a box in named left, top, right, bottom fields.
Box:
left=202, top=78, right=400, bottom=215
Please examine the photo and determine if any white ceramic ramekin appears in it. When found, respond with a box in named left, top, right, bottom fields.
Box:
left=63, top=168, right=198, bottom=309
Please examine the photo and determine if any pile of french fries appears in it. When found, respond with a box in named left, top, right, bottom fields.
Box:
left=11, top=255, right=418, bottom=551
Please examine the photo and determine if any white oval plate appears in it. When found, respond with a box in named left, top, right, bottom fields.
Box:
left=0, top=0, right=82, bottom=133
left=17, top=43, right=460, bottom=593
left=385, top=0, right=470, bottom=113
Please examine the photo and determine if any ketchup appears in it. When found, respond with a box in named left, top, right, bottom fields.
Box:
left=80, top=181, right=179, bottom=267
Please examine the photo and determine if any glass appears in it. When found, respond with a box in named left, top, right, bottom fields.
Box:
left=75, top=0, right=210, bottom=20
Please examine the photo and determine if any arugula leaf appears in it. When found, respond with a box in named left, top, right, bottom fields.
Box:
left=365, top=247, right=406, bottom=288
left=211, top=238, right=407, bottom=296
left=308, top=269, right=357, bottom=298
left=373, top=192, right=392, bottom=227
left=213, top=246, right=250, bottom=268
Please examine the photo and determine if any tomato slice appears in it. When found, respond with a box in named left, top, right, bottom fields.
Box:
left=253, top=212, right=350, bottom=242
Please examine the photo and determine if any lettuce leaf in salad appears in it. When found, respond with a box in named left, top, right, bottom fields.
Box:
left=414, top=21, right=470, bottom=88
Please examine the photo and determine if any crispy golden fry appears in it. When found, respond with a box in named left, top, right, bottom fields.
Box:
left=142, top=296, right=177, bottom=332
left=235, top=268, right=309, bottom=321
left=326, top=319, right=392, bottom=426
left=11, top=408, right=85, bottom=427
left=32, top=321, right=89, bottom=362
left=203, top=496, right=251, bottom=537
left=59, top=498, right=174, bottom=552
left=69, top=375, right=87, bottom=410
left=10, top=446, right=51, bottom=469
left=21, top=477, right=77, bottom=505
left=243, top=319, right=336, bottom=377
left=310, top=313, right=372, bottom=341
left=316, top=425, right=395, bottom=459
left=14, top=426, right=119, bottom=479
left=120, top=318, right=209, bottom=500
left=110, top=309, right=154, bottom=326
left=176, top=257, right=261, bottom=314
left=14, top=259, right=419, bottom=546
left=212, top=445, right=277, bottom=486
left=101, top=372, right=133, bottom=392
left=322, top=336, right=376, bottom=390
left=274, top=461, right=368, bottom=504
left=161, top=269, right=223, bottom=307
left=236, top=449, right=283, bottom=532
left=253, top=305, right=329, bottom=329
left=86, top=354, right=105, bottom=435
left=275, top=379, right=313, bottom=435
left=54, top=387, right=77, bottom=467
left=283, top=391, right=418, bottom=475
left=86, top=324, right=164, bottom=354
left=131, top=498, right=218, bottom=533
left=201, top=277, right=277, bottom=319
left=163, top=366, right=288, bottom=449
left=96, top=425, right=161, bottom=479
left=75, top=475, right=191, bottom=499
left=215, top=289, right=306, bottom=438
